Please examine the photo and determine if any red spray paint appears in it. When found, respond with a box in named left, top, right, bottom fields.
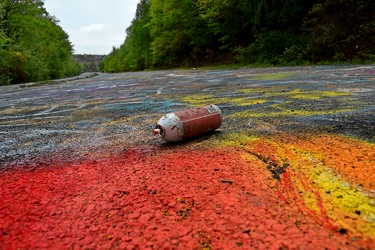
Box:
left=153, top=104, right=222, bottom=142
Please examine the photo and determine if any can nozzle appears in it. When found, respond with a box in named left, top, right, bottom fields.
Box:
left=153, top=129, right=161, bottom=135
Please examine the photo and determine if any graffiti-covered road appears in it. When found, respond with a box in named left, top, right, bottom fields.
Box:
left=1, top=65, right=375, bottom=249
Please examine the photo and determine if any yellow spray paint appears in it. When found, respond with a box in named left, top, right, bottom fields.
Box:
left=180, top=94, right=267, bottom=107
left=230, top=106, right=353, bottom=118
left=211, top=132, right=375, bottom=238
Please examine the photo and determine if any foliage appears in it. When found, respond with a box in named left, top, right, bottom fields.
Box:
left=235, top=31, right=309, bottom=65
left=149, top=0, right=210, bottom=67
left=0, top=28, right=12, bottom=84
left=101, top=0, right=152, bottom=72
left=100, top=0, right=375, bottom=73
left=0, top=0, right=80, bottom=85
left=196, top=0, right=312, bottom=48
left=303, top=0, right=375, bottom=62
left=74, top=55, right=104, bottom=72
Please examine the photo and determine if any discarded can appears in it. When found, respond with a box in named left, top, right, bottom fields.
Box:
left=153, top=104, right=222, bottom=142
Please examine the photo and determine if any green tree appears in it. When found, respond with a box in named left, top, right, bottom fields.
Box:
left=101, top=0, right=375, bottom=72
left=149, top=0, right=214, bottom=67
left=100, top=47, right=121, bottom=73
left=122, top=0, right=152, bottom=70
left=197, top=0, right=253, bottom=49
left=0, top=0, right=80, bottom=84
left=198, top=0, right=316, bottom=50
left=101, top=0, right=152, bottom=72
left=0, top=28, right=12, bottom=84
left=304, top=0, right=375, bottom=62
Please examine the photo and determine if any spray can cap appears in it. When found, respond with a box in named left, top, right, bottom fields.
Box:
left=153, top=129, right=161, bottom=135
left=153, top=125, right=164, bottom=138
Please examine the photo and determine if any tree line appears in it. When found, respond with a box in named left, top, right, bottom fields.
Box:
left=0, top=0, right=81, bottom=85
left=100, top=0, right=375, bottom=73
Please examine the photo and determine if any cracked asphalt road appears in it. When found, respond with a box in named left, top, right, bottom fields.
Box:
left=1, top=65, right=375, bottom=249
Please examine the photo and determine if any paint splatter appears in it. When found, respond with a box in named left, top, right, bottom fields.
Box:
left=1, top=142, right=374, bottom=249
left=1, top=65, right=375, bottom=249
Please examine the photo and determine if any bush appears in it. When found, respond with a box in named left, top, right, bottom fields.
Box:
left=304, top=0, right=375, bottom=62
left=0, top=1, right=80, bottom=84
left=235, top=31, right=309, bottom=65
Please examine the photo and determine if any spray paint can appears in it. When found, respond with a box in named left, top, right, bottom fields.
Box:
left=153, top=104, right=222, bottom=142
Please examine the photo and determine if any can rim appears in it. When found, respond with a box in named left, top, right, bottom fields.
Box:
left=154, top=124, right=165, bottom=138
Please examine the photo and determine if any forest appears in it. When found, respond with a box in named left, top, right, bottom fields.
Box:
left=1, top=0, right=374, bottom=84
left=100, top=0, right=375, bottom=73
left=0, top=0, right=81, bottom=85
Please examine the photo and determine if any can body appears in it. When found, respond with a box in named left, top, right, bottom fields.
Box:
left=153, top=104, right=222, bottom=142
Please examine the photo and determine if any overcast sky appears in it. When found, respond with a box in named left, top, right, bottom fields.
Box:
left=44, top=0, right=139, bottom=55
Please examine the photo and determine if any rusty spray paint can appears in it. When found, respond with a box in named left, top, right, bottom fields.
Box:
left=153, top=104, right=222, bottom=142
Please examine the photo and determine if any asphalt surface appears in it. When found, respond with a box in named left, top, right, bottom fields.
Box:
left=1, top=65, right=375, bottom=249
left=1, top=65, right=374, bottom=163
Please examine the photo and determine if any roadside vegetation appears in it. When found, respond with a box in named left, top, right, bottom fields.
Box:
left=74, top=54, right=105, bottom=72
left=100, top=0, right=375, bottom=73
left=0, top=0, right=81, bottom=85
